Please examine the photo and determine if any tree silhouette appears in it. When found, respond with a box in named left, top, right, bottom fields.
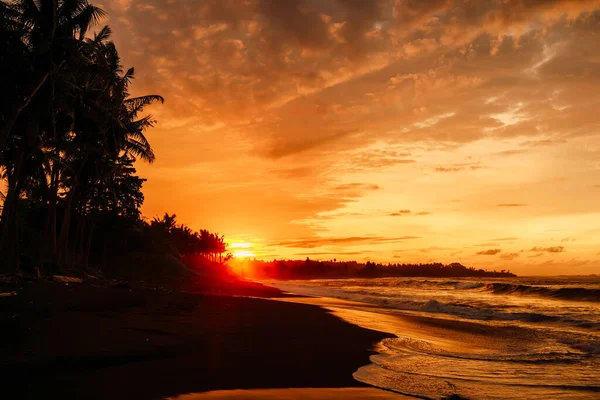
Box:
left=0, top=1, right=238, bottom=278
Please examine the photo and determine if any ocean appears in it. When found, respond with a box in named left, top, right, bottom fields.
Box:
left=266, top=276, right=600, bottom=399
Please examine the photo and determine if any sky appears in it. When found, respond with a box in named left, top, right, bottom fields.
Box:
left=101, top=0, right=600, bottom=275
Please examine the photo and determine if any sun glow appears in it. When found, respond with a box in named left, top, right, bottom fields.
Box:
left=230, top=242, right=252, bottom=249
left=229, top=242, right=255, bottom=258
left=233, top=250, right=255, bottom=258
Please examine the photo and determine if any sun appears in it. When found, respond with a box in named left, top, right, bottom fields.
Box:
left=229, top=242, right=255, bottom=258
left=233, top=249, right=255, bottom=258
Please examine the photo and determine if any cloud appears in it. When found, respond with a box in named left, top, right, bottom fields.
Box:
left=389, top=210, right=432, bottom=217
left=101, top=0, right=600, bottom=273
left=346, top=148, right=416, bottom=171
left=434, top=162, right=485, bottom=172
left=435, top=167, right=463, bottom=173
left=390, top=209, right=411, bottom=216
left=419, top=246, right=451, bottom=253
left=274, top=235, right=421, bottom=249
left=295, top=251, right=366, bottom=256
left=495, top=149, right=528, bottom=157
left=272, top=167, right=316, bottom=179
left=529, top=246, right=566, bottom=253
left=500, top=252, right=520, bottom=260
left=476, top=249, right=502, bottom=256
left=474, top=242, right=499, bottom=247
left=334, top=183, right=381, bottom=192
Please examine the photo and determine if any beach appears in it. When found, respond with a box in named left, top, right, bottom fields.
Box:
left=0, top=280, right=403, bottom=400
left=4, top=276, right=597, bottom=399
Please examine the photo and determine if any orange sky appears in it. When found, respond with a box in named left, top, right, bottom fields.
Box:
left=102, top=0, right=600, bottom=275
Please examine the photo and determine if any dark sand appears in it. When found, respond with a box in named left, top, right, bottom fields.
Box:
left=0, top=281, right=394, bottom=400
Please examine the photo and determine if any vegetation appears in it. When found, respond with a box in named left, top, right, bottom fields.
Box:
left=244, top=259, right=516, bottom=279
left=0, top=0, right=229, bottom=277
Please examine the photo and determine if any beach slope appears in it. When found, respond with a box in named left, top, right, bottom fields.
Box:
left=0, top=282, right=393, bottom=400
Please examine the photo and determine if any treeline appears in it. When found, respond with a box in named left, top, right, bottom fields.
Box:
left=149, top=214, right=230, bottom=264
left=0, top=0, right=228, bottom=276
left=244, top=259, right=516, bottom=279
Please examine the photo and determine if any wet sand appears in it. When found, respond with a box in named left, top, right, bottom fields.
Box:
left=169, top=388, right=410, bottom=399
left=0, top=281, right=395, bottom=400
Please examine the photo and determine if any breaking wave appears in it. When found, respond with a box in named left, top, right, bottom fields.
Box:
left=480, top=283, right=600, bottom=302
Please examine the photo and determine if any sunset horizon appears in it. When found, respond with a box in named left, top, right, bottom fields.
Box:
left=97, top=0, right=600, bottom=276
left=2, top=1, right=600, bottom=399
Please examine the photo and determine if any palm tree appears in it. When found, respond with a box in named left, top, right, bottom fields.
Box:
left=54, top=27, right=163, bottom=269
left=0, top=0, right=163, bottom=273
left=0, top=0, right=105, bottom=271
left=0, top=0, right=105, bottom=149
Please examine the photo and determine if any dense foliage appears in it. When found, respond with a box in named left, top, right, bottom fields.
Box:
left=0, top=0, right=228, bottom=275
left=244, top=259, right=516, bottom=279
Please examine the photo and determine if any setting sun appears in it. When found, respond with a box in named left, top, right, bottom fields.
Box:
left=233, top=250, right=255, bottom=258
left=229, top=242, right=255, bottom=258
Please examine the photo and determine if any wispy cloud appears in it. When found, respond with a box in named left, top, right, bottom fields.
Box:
left=530, top=246, right=565, bottom=253
left=334, top=183, right=380, bottom=192
left=434, top=162, right=484, bottom=173
left=500, top=252, right=520, bottom=260
left=105, top=0, right=600, bottom=274
left=389, top=209, right=411, bottom=216
left=275, top=236, right=421, bottom=249
left=476, top=249, right=502, bottom=256
left=295, top=251, right=366, bottom=256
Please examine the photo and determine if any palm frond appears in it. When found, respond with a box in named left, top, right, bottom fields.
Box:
left=92, top=24, right=111, bottom=44
left=66, top=3, right=106, bottom=39
left=124, top=95, right=164, bottom=116
left=124, top=137, right=155, bottom=163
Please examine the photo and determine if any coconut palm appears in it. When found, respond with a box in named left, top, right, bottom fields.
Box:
left=0, top=0, right=163, bottom=272
left=0, top=0, right=105, bottom=149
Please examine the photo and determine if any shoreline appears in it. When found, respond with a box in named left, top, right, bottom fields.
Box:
left=0, top=280, right=402, bottom=399
left=269, top=280, right=600, bottom=399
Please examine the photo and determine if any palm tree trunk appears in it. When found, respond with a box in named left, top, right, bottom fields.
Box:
left=48, top=162, right=59, bottom=254
left=0, top=153, right=24, bottom=272
left=84, top=221, right=95, bottom=268
left=73, top=213, right=88, bottom=268
left=56, top=185, right=77, bottom=270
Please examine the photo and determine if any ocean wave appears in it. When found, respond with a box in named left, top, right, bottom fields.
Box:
left=419, top=299, right=561, bottom=323
left=385, top=279, right=600, bottom=302
left=269, top=279, right=600, bottom=331
left=380, top=337, right=590, bottom=364
left=343, top=294, right=600, bottom=330
left=482, top=283, right=600, bottom=302
left=455, top=281, right=484, bottom=289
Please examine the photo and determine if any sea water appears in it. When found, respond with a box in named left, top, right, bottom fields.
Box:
left=267, top=276, right=600, bottom=399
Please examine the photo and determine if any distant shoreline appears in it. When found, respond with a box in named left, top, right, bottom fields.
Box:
left=241, top=259, right=516, bottom=280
